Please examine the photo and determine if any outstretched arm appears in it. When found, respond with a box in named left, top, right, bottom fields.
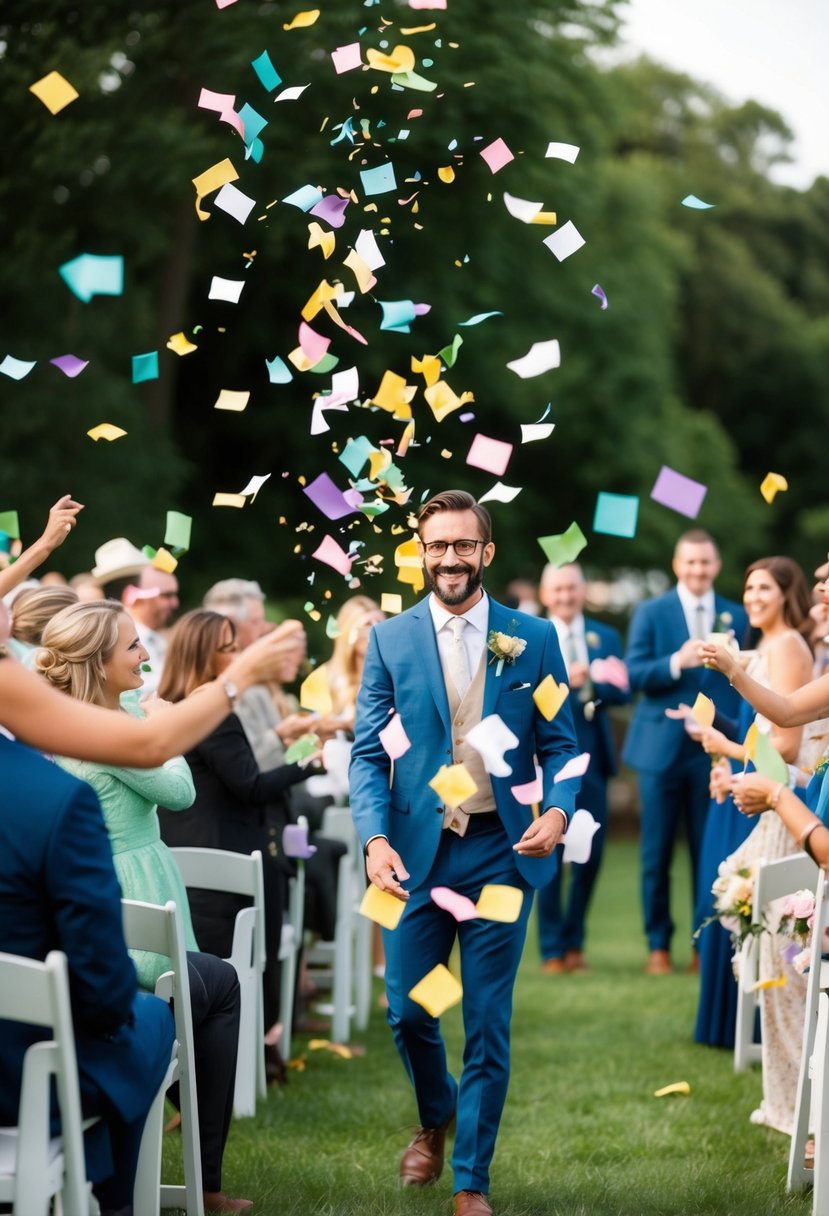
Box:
left=700, top=641, right=829, bottom=728
left=0, top=494, right=83, bottom=597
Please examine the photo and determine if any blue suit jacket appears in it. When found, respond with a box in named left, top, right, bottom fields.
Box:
left=622, top=589, right=747, bottom=774
left=349, top=596, right=581, bottom=890
left=0, top=736, right=173, bottom=1132
left=568, top=617, right=629, bottom=779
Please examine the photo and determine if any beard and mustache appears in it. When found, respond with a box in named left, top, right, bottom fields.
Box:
left=424, top=558, right=485, bottom=606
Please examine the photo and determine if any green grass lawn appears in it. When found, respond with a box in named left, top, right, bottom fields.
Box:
left=165, top=840, right=813, bottom=1215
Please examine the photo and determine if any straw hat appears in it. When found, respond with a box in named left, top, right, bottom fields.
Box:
left=91, top=537, right=150, bottom=583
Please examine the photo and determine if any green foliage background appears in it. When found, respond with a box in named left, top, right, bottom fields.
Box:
left=2, top=0, right=827, bottom=612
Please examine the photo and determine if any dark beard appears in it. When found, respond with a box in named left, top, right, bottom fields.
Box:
left=424, top=561, right=484, bottom=606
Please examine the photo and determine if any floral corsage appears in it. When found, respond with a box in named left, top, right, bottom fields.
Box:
left=487, top=628, right=527, bottom=677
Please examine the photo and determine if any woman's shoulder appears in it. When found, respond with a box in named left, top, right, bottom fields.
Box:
left=767, top=628, right=811, bottom=656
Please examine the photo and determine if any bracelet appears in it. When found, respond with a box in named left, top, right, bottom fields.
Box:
left=767, top=782, right=785, bottom=810
left=800, top=821, right=822, bottom=862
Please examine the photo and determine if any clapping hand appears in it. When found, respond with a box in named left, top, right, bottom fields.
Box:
left=731, top=772, right=776, bottom=816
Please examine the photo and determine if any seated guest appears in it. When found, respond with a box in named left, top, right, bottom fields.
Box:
left=8, top=583, right=77, bottom=664
left=0, top=732, right=175, bottom=1216
left=122, top=565, right=180, bottom=694
left=156, top=610, right=310, bottom=1044
left=203, top=578, right=269, bottom=648
left=36, top=600, right=253, bottom=1214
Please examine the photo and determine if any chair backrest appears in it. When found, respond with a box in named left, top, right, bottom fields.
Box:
left=170, top=848, right=265, bottom=971
left=788, top=868, right=829, bottom=1195
left=121, top=900, right=203, bottom=1214
left=0, top=950, right=89, bottom=1215
left=753, top=852, right=819, bottom=915
left=320, top=805, right=358, bottom=848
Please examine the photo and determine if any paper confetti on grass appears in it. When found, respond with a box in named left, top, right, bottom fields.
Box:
left=654, top=1081, right=691, bottom=1097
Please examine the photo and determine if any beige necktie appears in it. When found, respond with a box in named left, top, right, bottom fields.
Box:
left=446, top=616, right=471, bottom=699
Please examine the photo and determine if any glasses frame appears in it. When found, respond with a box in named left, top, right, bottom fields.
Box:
left=421, top=538, right=487, bottom=558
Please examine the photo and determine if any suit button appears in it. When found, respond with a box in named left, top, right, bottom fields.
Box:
left=455, top=739, right=463, bottom=747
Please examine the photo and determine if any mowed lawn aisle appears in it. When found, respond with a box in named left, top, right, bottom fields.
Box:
left=165, top=840, right=809, bottom=1215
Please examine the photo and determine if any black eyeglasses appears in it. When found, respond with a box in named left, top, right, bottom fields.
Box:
left=422, top=539, right=486, bottom=558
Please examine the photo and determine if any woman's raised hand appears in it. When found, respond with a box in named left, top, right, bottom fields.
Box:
left=229, top=619, right=307, bottom=690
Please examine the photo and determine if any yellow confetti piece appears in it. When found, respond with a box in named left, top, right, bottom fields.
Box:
left=343, top=248, right=376, bottom=293
left=308, top=1039, right=354, bottom=1059
left=424, top=380, right=473, bottom=423
left=394, top=536, right=424, bottom=593
left=167, top=332, right=198, bottom=356
left=441, top=449, right=452, bottom=459
left=366, top=45, right=416, bottom=74
left=397, top=421, right=415, bottom=458
left=428, top=763, right=478, bottom=809
left=411, top=353, right=442, bottom=387
left=532, top=675, right=570, bottom=722
left=653, top=1081, right=691, bottom=1098
left=212, top=493, right=247, bottom=508
left=214, top=389, right=250, bottom=412
left=192, top=158, right=239, bottom=221
left=760, top=471, right=788, bottom=504
left=749, top=975, right=787, bottom=992
left=690, top=692, right=715, bottom=728
left=359, top=884, right=406, bottom=930
left=300, top=663, right=333, bottom=714
left=87, top=423, right=127, bottom=442
left=301, top=279, right=341, bottom=321
left=29, top=70, right=79, bottom=115
left=151, top=547, right=178, bottom=574
left=408, top=963, right=463, bottom=1017
left=743, top=721, right=758, bottom=761
left=380, top=593, right=403, bottom=615
left=475, top=884, right=524, bottom=923
left=438, top=166, right=456, bottom=183
left=372, top=370, right=417, bottom=419
left=528, top=210, right=558, bottom=225
left=368, top=448, right=392, bottom=481
left=283, top=8, right=320, bottom=30
left=308, top=221, right=336, bottom=259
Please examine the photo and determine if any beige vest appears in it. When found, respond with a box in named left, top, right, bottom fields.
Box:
left=445, top=653, right=496, bottom=817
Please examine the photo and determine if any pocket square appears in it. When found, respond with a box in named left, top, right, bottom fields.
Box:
left=509, top=681, right=531, bottom=692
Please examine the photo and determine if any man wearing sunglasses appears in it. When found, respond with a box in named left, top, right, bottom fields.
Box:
left=350, top=489, right=581, bottom=1216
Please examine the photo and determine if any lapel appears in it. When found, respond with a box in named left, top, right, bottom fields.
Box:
left=410, top=599, right=452, bottom=737
left=667, top=588, right=689, bottom=642
left=482, top=598, right=512, bottom=719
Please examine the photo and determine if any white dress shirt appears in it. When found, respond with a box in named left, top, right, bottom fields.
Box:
left=549, top=612, right=589, bottom=667
left=428, top=591, right=489, bottom=684
left=670, top=585, right=715, bottom=680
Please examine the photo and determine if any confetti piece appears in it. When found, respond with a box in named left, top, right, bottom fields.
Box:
left=466, top=433, right=512, bottom=477
left=283, top=822, right=317, bottom=859
left=748, top=975, right=787, bottom=992
left=366, top=45, right=416, bottom=74
left=650, top=466, right=707, bottom=519
left=283, top=733, right=320, bottom=764
left=690, top=693, right=715, bottom=728
left=332, top=42, right=364, bottom=74
left=304, top=472, right=362, bottom=520
left=395, top=536, right=425, bottom=593
left=167, top=332, right=198, bottom=356
left=475, top=884, right=524, bottom=923
left=265, top=355, right=293, bottom=384
left=380, top=593, right=403, bottom=614
left=458, top=311, right=503, bottom=327
left=300, top=663, right=334, bottom=714
left=372, top=370, right=416, bottom=419
left=408, top=0, right=447, bottom=7
left=409, top=964, right=462, bottom=1017
left=311, top=195, right=350, bottom=228
left=592, top=283, right=609, bottom=310
left=58, top=254, right=123, bottom=303
left=545, top=141, right=580, bottom=163
left=465, top=714, right=519, bottom=777
left=132, top=351, right=159, bottom=383
left=214, top=389, right=250, bottom=412
left=29, top=70, right=78, bottom=114
left=378, top=711, right=412, bottom=760
left=192, top=158, right=239, bottom=221
left=480, top=137, right=514, bottom=174
left=198, top=88, right=244, bottom=138
left=360, top=884, right=407, bottom=930
left=360, top=164, right=398, bottom=196
left=425, top=381, right=472, bottom=423
left=212, top=492, right=247, bottom=508
left=87, top=423, right=127, bottom=442
left=213, top=182, right=256, bottom=224
left=208, top=276, right=245, bottom=303
left=164, top=511, right=192, bottom=552
left=532, top=675, right=569, bottom=722
left=438, top=334, right=463, bottom=367
left=438, top=166, right=455, bottom=183
left=355, top=228, right=386, bottom=270
left=503, top=192, right=543, bottom=222
left=511, top=766, right=543, bottom=805
left=543, top=220, right=585, bottom=262
left=537, top=522, right=587, bottom=567
left=299, top=321, right=331, bottom=365
left=562, top=809, right=600, bottom=864
left=590, top=656, right=629, bottom=691
left=276, top=84, right=311, bottom=103
left=555, top=753, right=591, bottom=784
left=750, top=728, right=790, bottom=784
left=390, top=69, right=437, bottom=92
left=507, top=339, right=561, bottom=379
left=283, top=184, right=324, bottom=211
left=593, top=492, right=639, bottom=538
left=477, top=482, right=522, bottom=506
left=520, top=423, right=555, bottom=443
left=251, top=50, right=282, bottom=92
left=0, top=356, right=36, bottom=380
left=528, top=210, right=558, bottom=226
left=431, top=886, right=478, bottom=921
left=152, top=548, right=178, bottom=575
left=312, top=534, right=354, bottom=576
left=0, top=511, right=20, bottom=539
left=653, top=1081, right=690, bottom=1098
left=50, top=354, right=88, bottom=378
left=681, top=195, right=716, bottom=209
left=283, top=8, right=320, bottom=29
left=238, top=474, right=271, bottom=501
left=760, top=472, right=788, bottom=504
left=429, top=763, right=478, bottom=809
left=308, top=222, right=336, bottom=259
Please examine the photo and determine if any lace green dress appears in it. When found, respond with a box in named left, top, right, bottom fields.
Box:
left=55, top=752, right=199, bottom=990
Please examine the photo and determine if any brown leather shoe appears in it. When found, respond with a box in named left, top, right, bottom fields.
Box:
left=687, top=953, right=700, bottom=975
left=645, top=949, right=672, bottom=976
left=399, top=1114, right=454, bottom=1186
left=454, top=1191, right=493, bottom=1215
left=541, top=957, right=567, bottom=975
left=564, top=950, right=589, bottom=972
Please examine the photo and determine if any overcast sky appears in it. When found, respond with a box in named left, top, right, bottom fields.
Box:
left=614, top=0, right=829, bottom=189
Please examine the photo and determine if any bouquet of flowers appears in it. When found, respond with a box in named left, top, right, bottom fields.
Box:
left=777, top=888, right=816, bottom=974
left=695, top=858, right=763, bottom=950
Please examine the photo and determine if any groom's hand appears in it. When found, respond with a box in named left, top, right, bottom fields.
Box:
left=513, top=808, right=567, bottom=857
left=365, top=837, right=410, bottom=900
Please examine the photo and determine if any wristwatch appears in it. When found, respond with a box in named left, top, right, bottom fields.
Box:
left=220, top=678, right=238, bottom=709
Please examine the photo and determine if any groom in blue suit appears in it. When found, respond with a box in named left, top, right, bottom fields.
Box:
left=350, top=490, right=581, bottom=1216
left=622, top=529, right=746, bottom=974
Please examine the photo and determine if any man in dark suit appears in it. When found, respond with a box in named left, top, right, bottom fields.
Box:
left=535, top=562, right=630, bottom=972
left=0, top=734, right=175, bottom=1215
left=622, top=529, right=746, bottom=975
left=350, top=489, right=581, bottom=1216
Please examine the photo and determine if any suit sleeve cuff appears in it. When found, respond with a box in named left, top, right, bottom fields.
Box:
left=364, top=833, right=389, bottom=857
left=669, top=652, right=682, bottom=680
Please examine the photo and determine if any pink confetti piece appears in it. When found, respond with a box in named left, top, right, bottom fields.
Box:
left=431, top=886, right=478, bottom=921
left=554, top=752, right=591, bottom=784
left=50, top=354, right=88, bottom=377
left=479, top=137, right=514, bottom=174
left=331, top=42, right=364, bottom=74
left=379, top=712, right=412, bottom=760
left=311, top=534, right=354, bottom=576
left=466, top=433, right=513, bottom=477
left=590, top=655, right=630, bottom=691
left=298, top=321, right=331, bottom=364
left=511, top=766, right=543, bottom=805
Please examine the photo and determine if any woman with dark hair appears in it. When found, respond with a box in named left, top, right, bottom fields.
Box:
left=157, top=609, right=311, bottom=1046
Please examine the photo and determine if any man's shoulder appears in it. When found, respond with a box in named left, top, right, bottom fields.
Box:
left=1, top=735, right=87, bottom=799
left=632, top=588, right=678, bottom=617
left=584, top=616, right=621, bottom=643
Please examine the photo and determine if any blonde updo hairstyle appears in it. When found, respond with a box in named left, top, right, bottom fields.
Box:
left=11, top=585, right=78, bottom=646
left=36, top=600, right=125, bottom=705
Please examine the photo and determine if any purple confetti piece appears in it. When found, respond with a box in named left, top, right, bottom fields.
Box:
left=309, top=194, right=351, bottom=229
left=50, top=353, right=89, bottom=378
left=591, top=283, right=608, bottom=310
left=783, top=942, right=800, bottom=965
left=459, top=412, right=476, bottom=423
left=282, top=823, right=318, bottom=859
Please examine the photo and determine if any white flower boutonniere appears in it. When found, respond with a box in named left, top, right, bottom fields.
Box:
left=487, top=628, right=528, bottom=677
left=585, top=630, right=600, bottom=650
left=714, top=611, right=733, bottom=633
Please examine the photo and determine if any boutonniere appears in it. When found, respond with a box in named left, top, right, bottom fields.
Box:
left=487, top=625, right=528, bottom=677
left=713, top=611, right=733, bottom=633
left=585, top=630, right=600, bottom=650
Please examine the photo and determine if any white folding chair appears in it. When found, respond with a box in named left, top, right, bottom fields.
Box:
left=122, top=899, right=203, bottom=1216
left=789, top=869, right=829, bottom=1206
left=321, top=806, right=374, bottom=1032
left=278, top=816, right=308, bottom=1063
left=170, top=848, right=266, bottom=1118
left=734, top=852, right=819, bottom=1073
left=0, top=950, right=96, bottom=1216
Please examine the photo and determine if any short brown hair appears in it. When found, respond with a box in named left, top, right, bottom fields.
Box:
left=674, top=528, right=718, bottom=558
left=416, top=490, right=491, bottom=543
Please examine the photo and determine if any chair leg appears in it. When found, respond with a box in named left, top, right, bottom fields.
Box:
left=133, top=1058, right=176, bottom=1216
left=279, top=949, right=299, bottom=1065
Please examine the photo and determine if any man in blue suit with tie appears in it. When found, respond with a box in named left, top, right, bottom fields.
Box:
left=536, top=562, right=630, bottom=973
left=622, top=529, right=746, bottom=975
left=350, top=490, right=581, bottom=1216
